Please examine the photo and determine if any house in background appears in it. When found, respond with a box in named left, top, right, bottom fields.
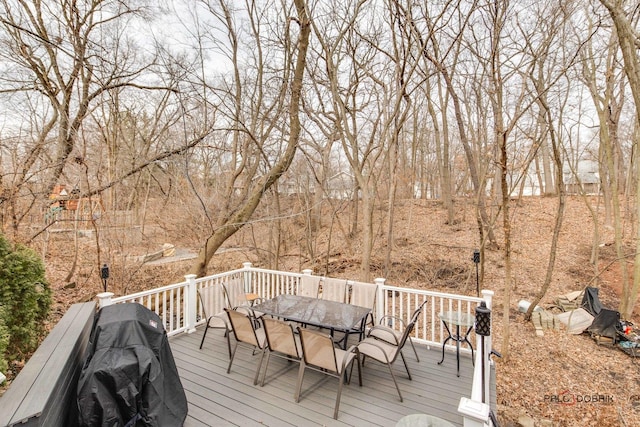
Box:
left=325, top=171, right=356, bottom=200
left=278, top=170, right=357, bottom=200
left=46, top=184, right=103, bottom=228
left=564, top=159, right=600, bottom=195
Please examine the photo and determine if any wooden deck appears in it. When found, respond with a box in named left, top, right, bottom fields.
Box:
left=169, top=326, right=496, bottom=427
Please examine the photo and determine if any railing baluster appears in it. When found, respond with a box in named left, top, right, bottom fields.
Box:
left=177, top=286, right=182, bottom=330
left=167, top=289, right=172, bottom=331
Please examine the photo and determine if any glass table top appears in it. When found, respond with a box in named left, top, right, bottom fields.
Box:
left=438, top=311, right=475, bottom=327
left=253, top=294, right=371, bottom=331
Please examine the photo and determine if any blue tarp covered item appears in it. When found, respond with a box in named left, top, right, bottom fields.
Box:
left=77, top=303, right=187, bottom=426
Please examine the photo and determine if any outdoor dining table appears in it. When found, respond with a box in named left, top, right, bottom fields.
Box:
left=252, top=294, right=371, bottom=349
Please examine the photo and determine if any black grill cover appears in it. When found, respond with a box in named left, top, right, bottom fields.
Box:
left=77, top=303, right=187, bottom=426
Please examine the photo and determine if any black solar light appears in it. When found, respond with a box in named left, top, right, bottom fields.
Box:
left=475, top=301, right=491, bottom=336
left=101, top=264, right=109, bottom=292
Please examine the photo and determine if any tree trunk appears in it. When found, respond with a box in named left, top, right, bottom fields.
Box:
left=191, top=0, right=311, bottom=277
left=599, top=0, right=640, bottom=318
left=541, top=138, right=555, bottom=196
left=526, top=90, right=566, bottom=320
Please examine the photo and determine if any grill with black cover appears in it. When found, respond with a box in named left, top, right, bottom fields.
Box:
left=77, top=303, right=187, bottom=426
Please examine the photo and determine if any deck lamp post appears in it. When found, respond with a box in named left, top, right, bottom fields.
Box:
left=101, top=264, right=109, bottom=292
left=475, top=301, right=491, bottom=405
left=473, top=249, right=480, bottom=296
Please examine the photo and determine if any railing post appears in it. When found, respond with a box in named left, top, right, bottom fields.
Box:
left=300, top=269, right=313, bottom=296
left=243, top=262, right=253, bottom=293
left=374, top=277, right=385, bottom=324
left=184, top=274, right=197, bottom=334
left=481, top=289, right=494, bottom=309
left=458, top=396, right=490, bottom=427
left=459, top=295, right=493, bottom=427
left=481, top=289, right=495, bottom=404
left=96, top=292, right=114, bottom=309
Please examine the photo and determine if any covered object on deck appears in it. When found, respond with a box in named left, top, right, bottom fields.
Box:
left=77, top=303, right=187, bottom=426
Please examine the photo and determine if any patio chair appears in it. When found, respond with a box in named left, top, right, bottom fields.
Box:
left=222, top=277, right=264, bottom=322
left=197, top=285, right=231, bottom=358
left=259, top=318, right=302, bottom=386
left=320, top=277, right=348, bottom=303
left=295, top=327, right=362, bottom=420
left=298, top=275, right=321, bottom=298
left=356, top=319, right=416, bottom=402
left=371, top=300, right=427, bottom=362
left=224, top=308, right=267, bottom=385
left=348, top=281, right=378, bottom=340
left=317, top=277, right=349, bottom=343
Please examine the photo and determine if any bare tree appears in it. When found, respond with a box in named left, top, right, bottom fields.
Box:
left=186, top=0, right=312, bottom=277
left=580, top=20, right=627, bottom=229
left=0, top=0, right=176, bottom=236
left=452, top=0, right=583, bottom=357
left=407, top=0, right=499, bottom=251
left=598, top=0, right=640, bottom=319
left=308, top=0, right=380, bottom=280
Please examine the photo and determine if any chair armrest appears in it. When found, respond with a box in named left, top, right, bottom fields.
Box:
left=378, top=315, right=406, bottom=329
left=367, top=325, right=401, bottom=345
left=366, top=312, right=374, bottom=323
left=341, top=344, right=360, bottom=362
left=341, top=345, right=361, bottom=384
left=209, top=313, right=230, bottom=329
left=345, top=344, right=359, bottom=354
left=348, top=312, right=374, bottom=333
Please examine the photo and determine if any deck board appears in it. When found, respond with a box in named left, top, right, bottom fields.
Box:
left=170, top=326, right=495, bottom=427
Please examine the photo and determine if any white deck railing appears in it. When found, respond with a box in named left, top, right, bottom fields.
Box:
left=100, top=281, right=192, bottom=335
left=97, top=262, right=493, bottom=352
